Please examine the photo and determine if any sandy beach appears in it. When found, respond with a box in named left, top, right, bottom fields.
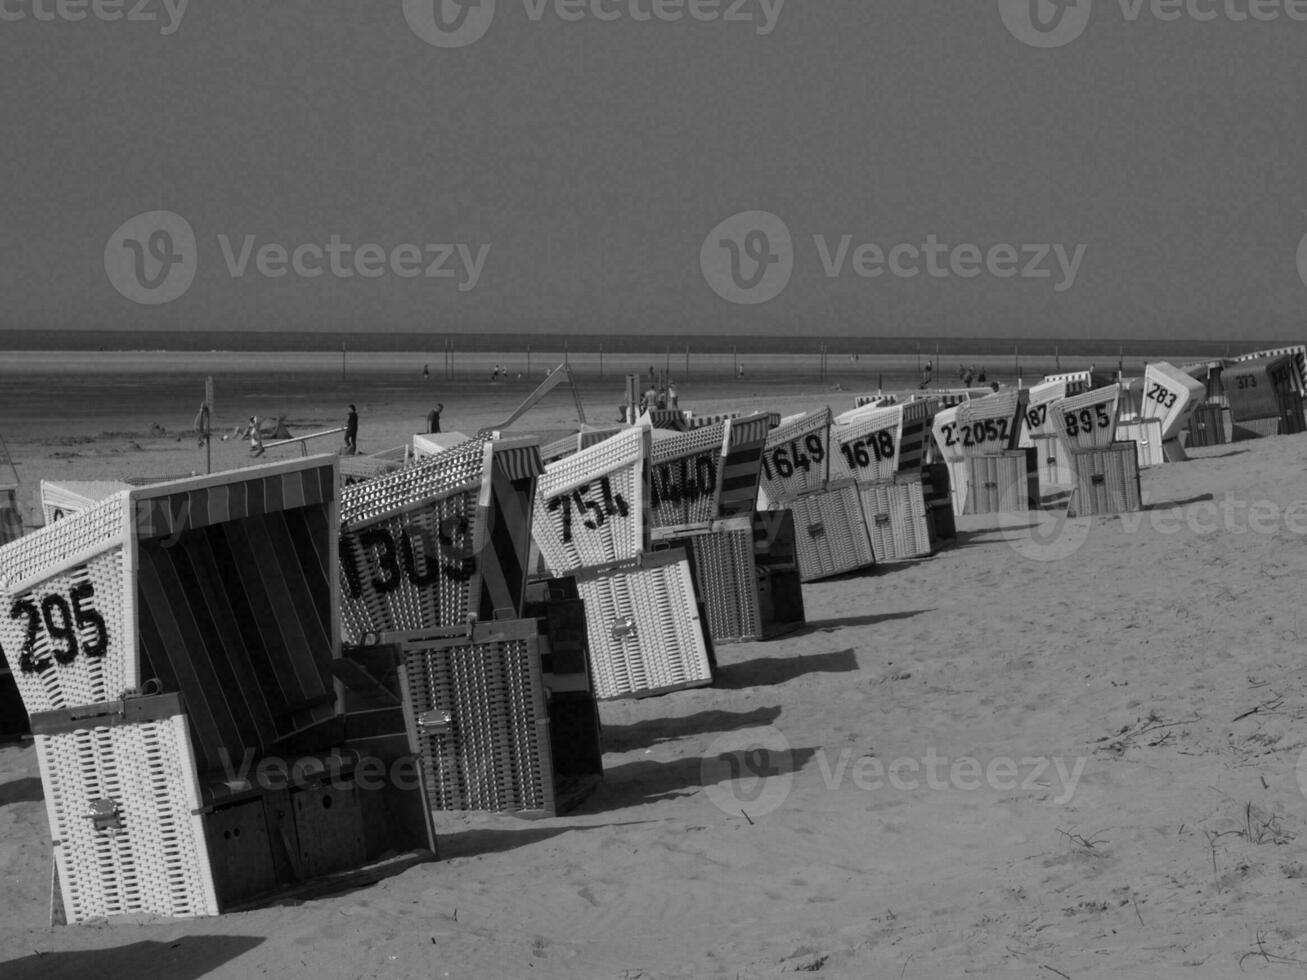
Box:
left=2, top=354, right=1306, bottom=979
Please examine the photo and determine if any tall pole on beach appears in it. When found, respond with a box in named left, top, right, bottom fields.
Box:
left=527, top=344, right=531, bottom=378
left=341, top=341, right=346, bottom=382
left=685, top=344, right=689, bottom=379
left=599, top=343, right=603, bottom=380
left=665, top=344, right=670, bottom=380
left=1014, top=344, right=1020, bottom=387
left=733, top=346, right=738, bottom=381
left=564, top=338, right=569, bottom=367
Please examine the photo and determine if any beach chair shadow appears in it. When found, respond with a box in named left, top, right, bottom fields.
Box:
left=713, top=648, right=860, bottom=691
left=0, top=936, right=265, bottom=980
left=431, top=820, right=656, bottom=860
left=1141, top=492, right=1213, bottom=512
left=575, top=747, right=819, bottom=810
left=601, top=706, right=783, bottom=752
left=789, top=609, right=932, bottom=638
left=0, top=775, right=42, bottom=807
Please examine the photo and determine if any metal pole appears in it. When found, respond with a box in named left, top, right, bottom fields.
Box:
left=341, top=341, right=346, bottom=382
left=564, top=338, right=568, bottom=367
left=527, top=344, right=531, bottom=378
left=733, top=346, right=738, bottom=380
left=599, top=343, right=603, bottom=380
left=685, top=344, right=689, bottom=379
left=665, top=344, right=670, bottom=379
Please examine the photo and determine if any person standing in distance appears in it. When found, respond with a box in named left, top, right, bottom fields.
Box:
left=427, top=403, right=443, bottom=434
left=344, top=404, right=358, bottom=455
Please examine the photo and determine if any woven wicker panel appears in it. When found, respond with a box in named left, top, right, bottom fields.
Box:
left=852, top=394, right=897, bottom=409
left=1234, top=345, right=1307, bottom=393
left=830, top=406, right=903, bottom=484
left=0, top=492, right=136, bottom=714
left=533, top=427, right=648, bottom=574
left=1067, top=442, right=1142, bottom=517
left=1140, top=363, right=1207, bottom=439
left=1115, top=418, right=1165, bottom=468
left=647, top=423, right=726, bottom=528
left=964, top=452, right=1029, bottom=515
left=786, top=484, right=875, bottom=583
left=685, top=412, right=738, bottom=429
left=896, top=399, right=937, bottom=472
left=401, top=626, right=554, bottom=815
left=575, top=552, right=711, bottom=699
left=719, top=414, right=770, bottom=517
left=1018, top=380, right=1070, bottom=446
left=342, top=440, right=484, bottom=527
left=686, top=522, right=761, bottom=642
left=36, top=713, right=218, bottom=922
left=950, top=390, right=1023, bottom=457
left=1050, top=386, right=1121, bottom=452
left=860, top=476, right=932, bottom=562
left=760, top=408, right=831, bottom=501
left=1030, top=434, right=1074, bottom=492
left=341, top=487, right=481, bottom=642
left=40, top=481, right=132, bottom=526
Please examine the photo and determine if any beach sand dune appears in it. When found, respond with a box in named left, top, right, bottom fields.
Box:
left=1, top=359, right=1304, bottom=979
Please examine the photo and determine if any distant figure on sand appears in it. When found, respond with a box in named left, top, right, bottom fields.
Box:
left=344, top=404, right=358, bottom=455
left=242, top=416, right=265, bottom=457
left=423, top=364, right=429, bottom=379
left=737, top=362, right=745, bottom=379
left=427, top=403, right=443, bottom=434
left=918, top=363, right=932, bottom=389
left=667, top=382, right=678, bottom=409
left=977, top=366, right=986, bottom=384
left=963, top=365, right=975, bottom=388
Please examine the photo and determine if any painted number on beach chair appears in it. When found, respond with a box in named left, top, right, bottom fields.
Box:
left=1025, top=404, right=1048, bottom=430
left=343, top=517, right=477, bottom=599
left=1235, top=375, right=1258, bottom=390
left=939, top=418, right=1011, bottom=449
left=548, top=475, right=630, bottom=544
left=1146, top=382, right=1178, bottom=408
left=650, top=455, right=717, bottom=509
left=837, top=430, right=895, bottom=470
left=761, top=435, right=825, bottom=480
left=8, top=581, right=109, bottom=674
left=1062, top=405, right=1111, bottom=437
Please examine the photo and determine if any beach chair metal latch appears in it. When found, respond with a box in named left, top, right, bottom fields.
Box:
left=610, top=616, right=637, bottom=640
left=417, top=710, right=453, bottom=735
left=85, top=798, right=122, bottom=832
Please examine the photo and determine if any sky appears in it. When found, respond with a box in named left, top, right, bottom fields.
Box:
left=2, top=0, right=1306, bottom=342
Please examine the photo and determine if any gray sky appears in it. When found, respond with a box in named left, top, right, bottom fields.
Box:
left=2, top=0, right=1305, bottom=341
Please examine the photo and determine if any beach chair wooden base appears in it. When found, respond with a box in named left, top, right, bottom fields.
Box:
left=31, top=691, right=438, bottom=924
left=859, top=474, right=932, bottom=562
left=1066, top=442, right=1142, bottom=517
left=784, top=483, right=876, bottom=583
left=1115, top=418, right=1166, bottom=467
left=1187, top=403, right=1232, bottom=447
left=964, top=451, right=1034, bottom=515
left=574, top=550, right=713, bottom=699
left=380, top=620, right=561, bottom=817
left=654, top=517, right=765, bottom=644
left=1233, top=417, right=1283, bottom=441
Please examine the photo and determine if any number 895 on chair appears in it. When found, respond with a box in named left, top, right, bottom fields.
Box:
left=1051, top=387, right=1120, bottom=451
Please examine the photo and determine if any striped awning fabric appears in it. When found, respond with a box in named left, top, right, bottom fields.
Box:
left=134, top=463, right=336, bottom=542
left=492, top=439, right=544, bottom=483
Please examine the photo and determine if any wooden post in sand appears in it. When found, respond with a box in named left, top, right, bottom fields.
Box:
left=527, top=344, right=531, bottom=378
left=733, top=346, right=738, bottom=381
left=340, top=341, right=346, bottom=382
left=684, top=344, right=689, bottom=379
left=204, top=376, right=214, bottom=475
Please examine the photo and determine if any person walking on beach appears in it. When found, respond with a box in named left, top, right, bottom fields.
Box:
left=977, top=366, right=986, bottom=384
left=667, top=381, right=679, bottom=409
left=963, top=365, right=975, bottom=388
left=344, top=404, right=358, bottom=455
left=423, top=364, right=429, bottom=379
left=918, top=363, right=932, bottom=389
left=427, top=403, right=443, bottom=433
left=241, top=416, right=265, bottom=457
